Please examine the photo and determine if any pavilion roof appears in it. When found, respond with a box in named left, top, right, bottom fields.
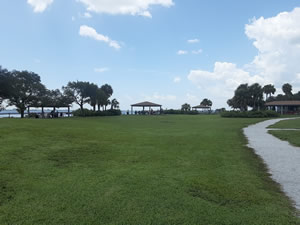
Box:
left=192, top=104, right=211, bottom=109
left=265, top=101, right=300, bottom=106
left=131, top=101, right=162, bottom=107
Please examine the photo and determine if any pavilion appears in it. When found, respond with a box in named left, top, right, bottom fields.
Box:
left=192, top=104, right=211, bottom=112
left=265, top=100, right=300, bottom=115
left=131, top=101, right=162, bottom=115
left=28, top=104, right=72, bottom=118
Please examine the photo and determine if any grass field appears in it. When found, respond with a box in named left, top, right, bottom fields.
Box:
left=269, top=118, right=300, bottom=147
left=0, top=115, right=299, bottom=225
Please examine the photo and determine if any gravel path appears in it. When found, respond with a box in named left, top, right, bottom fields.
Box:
left=244, top=118, right=300, bottom=210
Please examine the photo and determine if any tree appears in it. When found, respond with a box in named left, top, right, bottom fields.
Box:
left=249, top=83, right=264, bottom=111
left=96, top=88, right=107, bottom=111
left=86, top=83, right=98, bottom=111
left=263, top=84, right=276, bottom=100
left=201, top=98, right=212, bottom=107
left=282, top=83, right=292, bottom=97
left=110, top=98, right=119, bottom=110
left=227, top=84, right=250, bottom=111
left=104, top=99, right=111, bottom=111
left=181, top=103, right=191, bottom=111
left=0, top=66, right=11, bottom=110
left=100, top=84, right=113, bottom=111
left=101, top=84, right=113, bottom=98
left=63, top=81, right=91, bottom=111
left=6, top=70, right=46, bottom=118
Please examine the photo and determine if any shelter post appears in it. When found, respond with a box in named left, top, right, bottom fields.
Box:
left=42, top=107, right=44, bottom=118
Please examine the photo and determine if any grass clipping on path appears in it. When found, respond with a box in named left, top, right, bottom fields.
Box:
left=0, top=115, right=299, bottom=225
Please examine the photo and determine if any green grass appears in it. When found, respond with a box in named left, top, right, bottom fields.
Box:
left=269, top=117, right=300, bottom=129
left=269, top=130, right=300, bottom=147
left=269, top=117, right=300, bottom=147
left=0, top=115, right=299, bottom=225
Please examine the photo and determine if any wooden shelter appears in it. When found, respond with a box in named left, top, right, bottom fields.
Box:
left=192, top=104, right=211, bottom=111
left=28, top=104, right=71, bottom=118
left=131, top=101, right=162, bottom=115
left=265, top=101, right=300, bottom=115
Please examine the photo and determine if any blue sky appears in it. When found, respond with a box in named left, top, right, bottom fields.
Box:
left=1, top=0, right=300, bottom=110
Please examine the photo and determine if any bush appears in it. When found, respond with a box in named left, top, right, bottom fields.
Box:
left=220, top=110, right=279, bottom=118
left=73, top=109, right=121, bottom=117
left=162, top=109, right=200, bottom=115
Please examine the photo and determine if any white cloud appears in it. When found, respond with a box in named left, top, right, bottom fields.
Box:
left=144, top=93, right=177, bottom=102
left=245, top=7, right=300, bottom=86
left=78, top=0, right=174, bottom=18
left=83, top=12, right=92, bottom=18
left=173, top=76, right=181, bottom=83
left=177, top=50, right=188, bottom=55
left=27, top=0, right=53, bottom=13
left=79, top=25, right=121, bottom=50
left=188, top=39, right=199, bottom=43
left=94, top=67, right=109, bottom=73
left=188, top=62, right=265, bottom=91
left=192, top=49, right=203, bottom=54
left=188, top=7, right=300, bottom=108
left=188, top=62, right=266, bottom=108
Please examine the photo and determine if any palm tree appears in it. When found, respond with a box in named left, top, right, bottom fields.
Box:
left=282, top=83, right=292, bottom=97
left=263, top=84, right=276, bottom=100
left=104, top=99, right=111, bottom=111
left=181, top=103, right=191, bottom=111
left=110, top=98, right=119, bottom=110
left=96, top=88, right=107, bottom=111
left=249, top=83, right=263, bottom=111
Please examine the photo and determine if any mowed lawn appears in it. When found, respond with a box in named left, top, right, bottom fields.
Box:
left=269, top=118, right=300, bottom=147
left=0, top=115, right=299, bottom=225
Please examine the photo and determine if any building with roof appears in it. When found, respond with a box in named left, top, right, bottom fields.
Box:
left=192, top=104, right=211, bottom=112
left=265, top=101, right=300, bottom=115
left=131, top=101, right=162, bottom=115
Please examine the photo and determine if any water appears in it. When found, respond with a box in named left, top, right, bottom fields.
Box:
left=0, top=109, right=72, bottom=118
left=0, top=109, right=129, bottom=118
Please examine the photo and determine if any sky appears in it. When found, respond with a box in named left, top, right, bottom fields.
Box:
left=1, top=0, right=300, bottom=110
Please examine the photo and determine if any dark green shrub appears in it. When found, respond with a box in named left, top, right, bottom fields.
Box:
left=162, top=109, right=200, bottom=115
left=220, top=110, right=279, bottom=118
left=73, top=109, right=121, bottom=117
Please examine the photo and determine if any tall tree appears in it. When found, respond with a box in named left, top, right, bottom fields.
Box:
left=100, top=84, right=113, bottom=111
left=0, top=66, right=11, bottom=109
left=104, top=99, right=111, bottom=111
left=201, top=98, right=212, bottom=107
left=87, top=83, right=98, bottom=111
left=63, top=81, right=91, bottom=111
left=101, top=84, right=113, bottom=97
left=96, top=88, right=107, bottom=111
left=181, top=103, right=191, bottom=111
left=227, top=84, right=250, bottom=111
left=7, top=70, right=46, bottom=118
left=282, top=83, right=293, bottom=97
left=249, top=83, right=264, bottom=111
left=263, top=84, right=276, bottom=100
left=110, top=98, right=119, bottom=110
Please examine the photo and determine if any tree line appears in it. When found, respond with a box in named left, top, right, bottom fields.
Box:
left=0, top=66, right=119, bottom=118
left=181, top=98, right=213, bottom=112
left=227, top=83, right=300, bottom=111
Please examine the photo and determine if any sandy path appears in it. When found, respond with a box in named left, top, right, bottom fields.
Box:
left=243, top=118, right=300, bottom=210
